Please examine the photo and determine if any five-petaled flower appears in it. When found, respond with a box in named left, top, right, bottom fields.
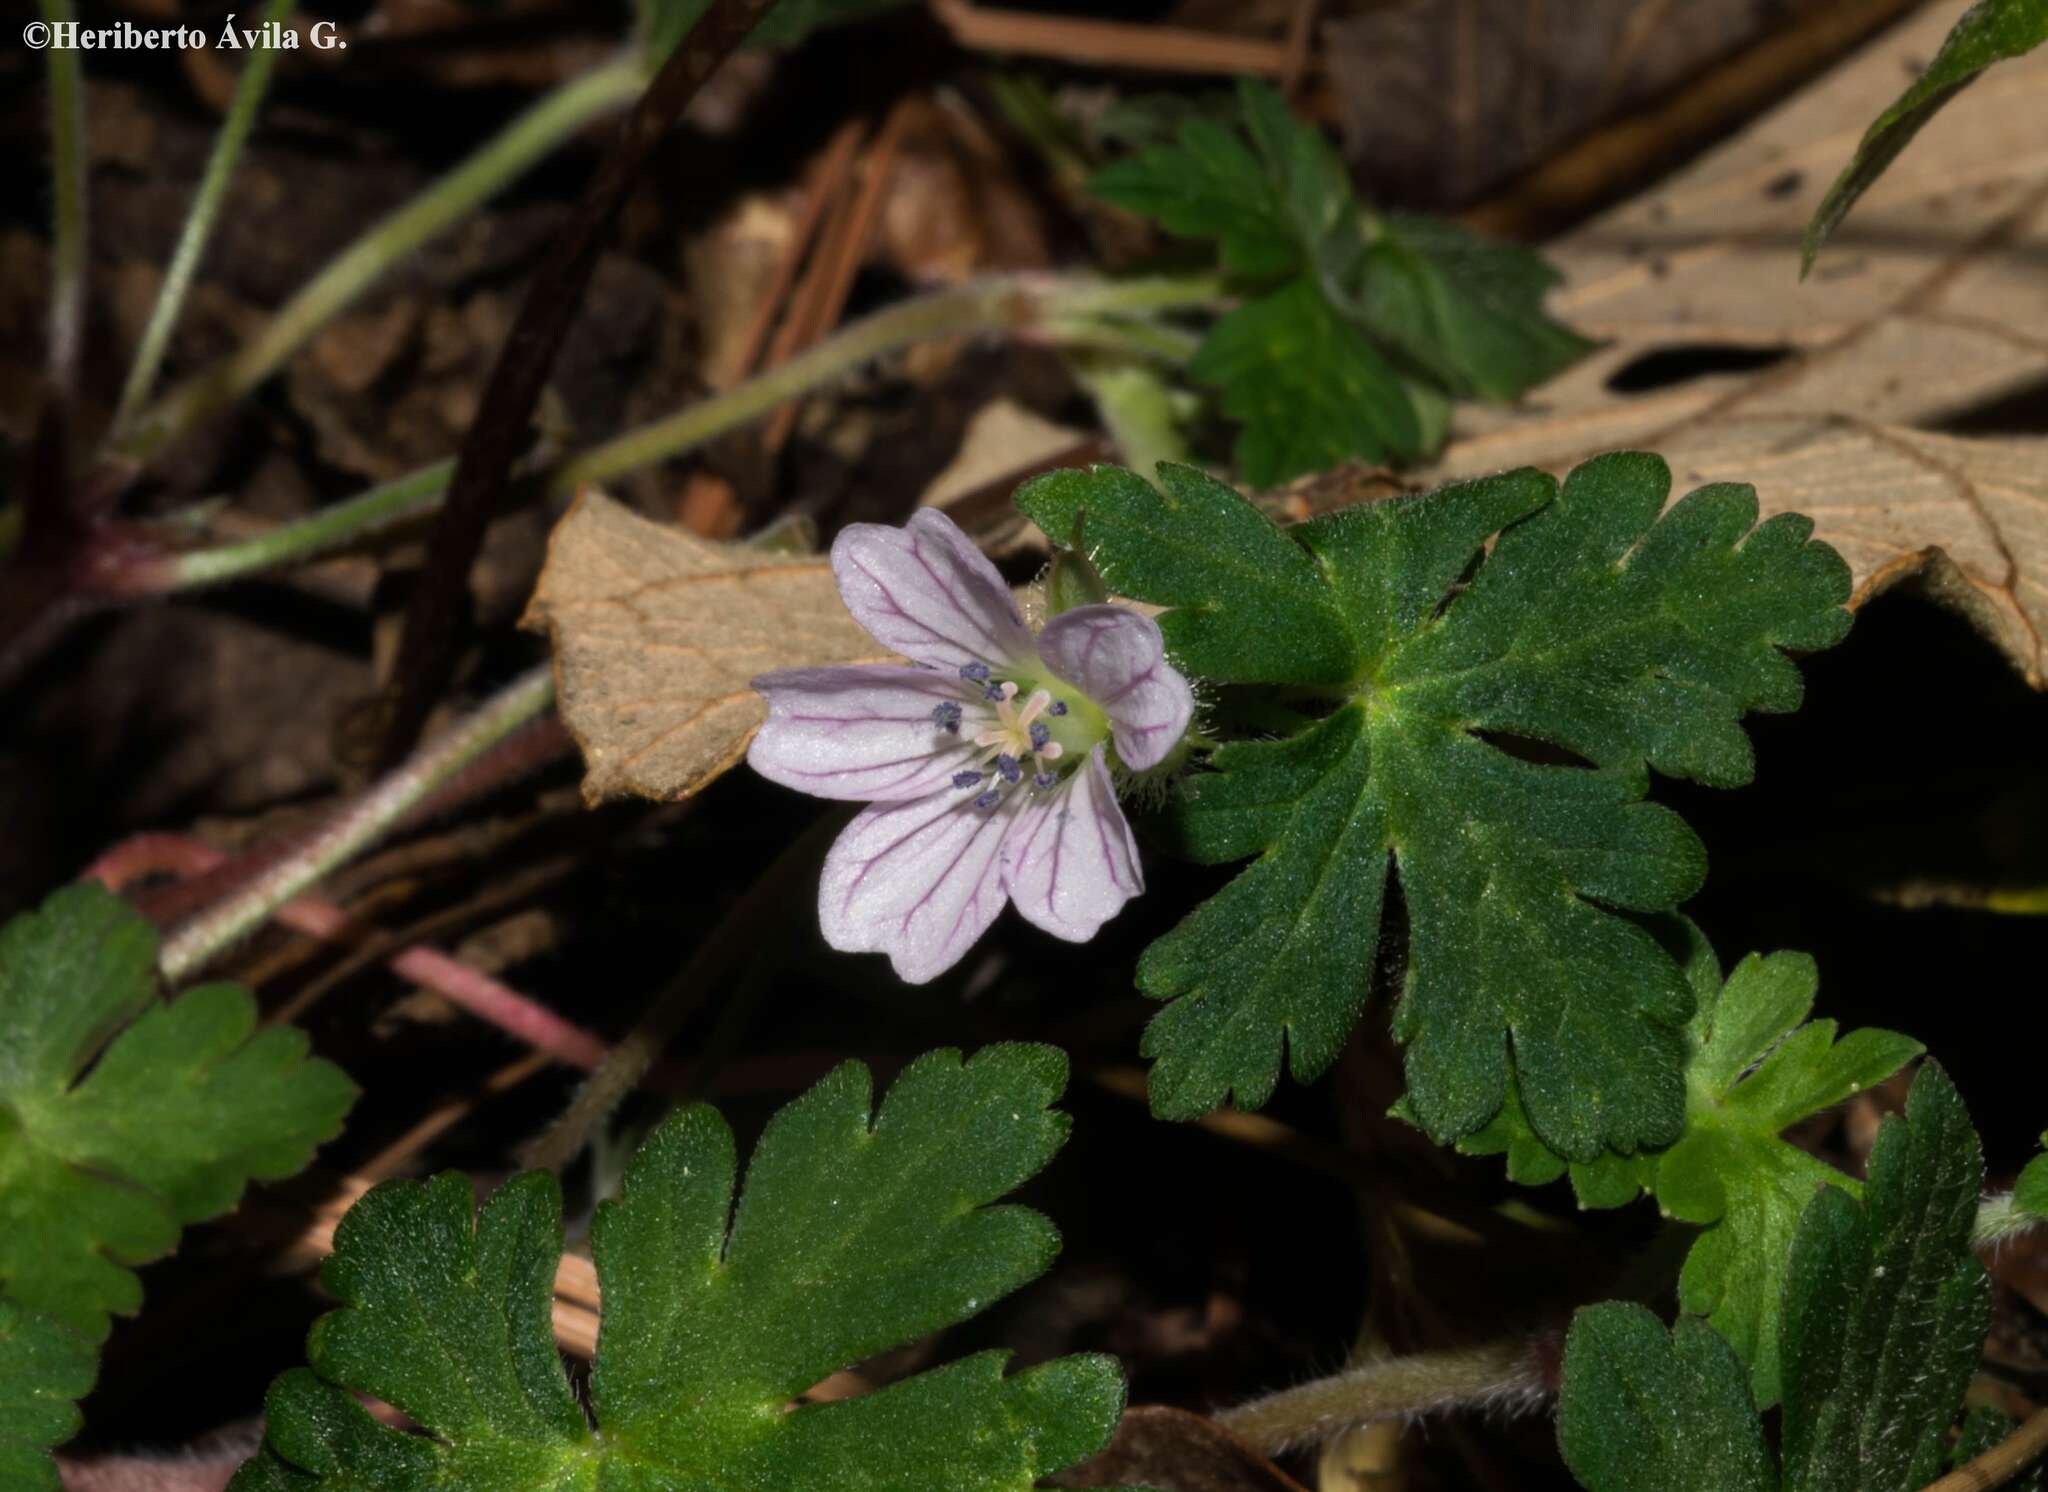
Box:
left=748, top=509, right=1194, bottom=983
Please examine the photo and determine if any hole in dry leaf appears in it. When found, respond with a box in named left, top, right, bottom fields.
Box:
left=1603, top=343, right=1793, bottom=394
left=1472, top=730, right=1598, bottom=772
left=1925, top=373, right=2048, bottom=436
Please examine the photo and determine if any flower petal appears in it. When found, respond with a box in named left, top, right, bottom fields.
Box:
left=818, top=789, right=1019, bottom=983
left=749, top=665, right=987, bottom=802
left=1001, top=746, right=1143, bottom=943
left=1036, top=604, right=1194, bottom=770
left=831, top=509, right=1034, bottom=671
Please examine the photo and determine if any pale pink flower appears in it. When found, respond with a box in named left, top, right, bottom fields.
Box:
left=748, top=509, right=1194, bottom=983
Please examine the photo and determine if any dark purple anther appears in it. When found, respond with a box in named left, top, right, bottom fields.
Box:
left=959, top=662, right=991, bottom=682
left=931, top=701, right=963, bottom=732
left=1028, top=721, right=1051, bottom=750
left=996, top=754, right=1022, bottom=784
left=1033, top=771, right=1057, bottom=790
left=973, top=789, right=1003, bottom=811
left=1048, top=699, right=1068, bottom=716
left=952, top=770, right=983, bottom=789
left=983, top=683, right=1006, bottom=701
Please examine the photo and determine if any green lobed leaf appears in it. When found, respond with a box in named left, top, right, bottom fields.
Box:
left=1779, top=1061, right=1991, bottom=1492
left=1025, top=454, right=1851, bottom=1159
left=1555, top=1303, right=1773, bottom=1492
left=1802, top=0, right=2048, bottom=273
left=1187, top=279, right=1425, bottom=483
left=1356, top=213, right=1598, bottom=401
left=0, top=1304, right=95, bottom=1492
left=1090, top=79, right=1348, bottom=281
left=232, top=1045, right=1123, bottom=1491
left=1459, top=934, right=1921, bottom=1405
left=0, top=885, right=355, bottom=1340
left=1089, top=80, right=1585, bottom=485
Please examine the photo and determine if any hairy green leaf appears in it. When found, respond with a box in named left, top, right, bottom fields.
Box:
left=1357, top=213, right=1597, bottom=400
left=1556, top=1303, right=1772, bottom=1492
left=1089, top=80, right=1585, bottom=484
left=0, top=885, right=355, bottom=1340
left=1779, top=1062, right=1991, bottom=1492
left=232, top=1046, right=1122, bottom=1491
left=1803, top=0, right=2048, bottom=273
left=1187, top=279, right=1424, bottom=481
left=0, top=1304, right=94, bottom=1492
left=1462, top=935, right=1921, bottom=1404
left=1950, top=1406, right=2044, bottom=1492
left=1090, top=79, right=1348, bottom=281
left=1026, top=454, right=1851, bottom=1157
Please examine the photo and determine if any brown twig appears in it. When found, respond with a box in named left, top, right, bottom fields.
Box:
left=760, top=99, right=915, bottom=453
left=1459, top=0, right=1925, bottom=240
left=928, top=0, right=1292, bottom=75
left=1921, top=1408, right=2048, bottom=1492
left=85, top=830, right=609, bottom=1070
left=376, top=0, right=780, bottom=769
left=728, top=117, right=869, bottom=383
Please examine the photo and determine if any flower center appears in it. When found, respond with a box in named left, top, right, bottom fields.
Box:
left=932, top=663, right=1110, bottom=811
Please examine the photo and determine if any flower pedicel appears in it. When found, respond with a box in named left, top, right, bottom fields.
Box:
left=748, top=508, right=1193, bottom=982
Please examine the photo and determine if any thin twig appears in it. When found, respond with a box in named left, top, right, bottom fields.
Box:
left=518, top=809, right=844, bottom=1173
left=376, top=0, right=781, bottom=769
left=729, top=117, right=868, bottom=382
left=87, top=828, right=606, bottom=1068
left=928, top=0, right=1292, bottom=75
left=158, top=664, right=556, bottom=983
left=761, top=98, right=914, bottom=453
left=1920, top=1408, right=2048, bottom=1492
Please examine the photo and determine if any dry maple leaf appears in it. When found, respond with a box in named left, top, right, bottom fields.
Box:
left=1418, top=5, right=2048, bottom=687
left=522, top=489, right=884, bottom=804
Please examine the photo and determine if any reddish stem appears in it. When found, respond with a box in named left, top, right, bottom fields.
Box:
left=85, top=831, right=608, bottom=1070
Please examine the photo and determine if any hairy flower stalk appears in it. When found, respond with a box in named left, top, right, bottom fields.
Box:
left=748, top=509, right=1193, bottom=982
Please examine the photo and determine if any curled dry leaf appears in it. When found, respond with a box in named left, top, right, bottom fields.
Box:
left=522, top=489, right=884, bottom=805
left=1046, top=1405, right=1311, bottom=1492
left=1419, top=6, right=2048, bottom=687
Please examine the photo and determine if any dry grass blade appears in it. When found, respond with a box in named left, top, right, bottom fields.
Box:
left=1421, top=6, right=2048, bottom=686
left=522, top=488, right=883, bottom=804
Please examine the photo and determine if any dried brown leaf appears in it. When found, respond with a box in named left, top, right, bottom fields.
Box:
left=1417, top=6, right=2048, bottom=686
left=522, top=489, right=882, bottom=805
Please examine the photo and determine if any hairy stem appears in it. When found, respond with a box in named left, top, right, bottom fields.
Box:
left=110, top=0, right=297, bottom=439
left=549, top=272, right=1223, bottom=491
left=39, top=0, right=86, bottom=399
left=1216, top=1340, right=1550, bottom=1456
left=163, top=460, right=453, bottom=589
left=151, top=273, right=1222, bottom=591
left=120, top=56, right=645, bottom=460
left=1921, top=1407, right=2048, bottom=1492
left=157, top=664, right=555, bottom=983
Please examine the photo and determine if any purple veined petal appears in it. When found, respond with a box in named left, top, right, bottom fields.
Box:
left=831, top=509, right=1035, bottom=672
left=818, top=788, right=1020, bottom=983
left=749, top=665, right=990, bottom=802
left=1001, top=745, right=1143, bottom=943
left=1036, top=604, right=1194, bottom=771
